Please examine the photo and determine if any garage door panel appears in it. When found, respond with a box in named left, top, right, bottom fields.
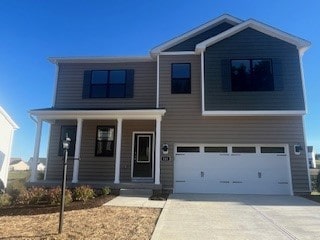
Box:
left=174, top=144, right=292, bottom=195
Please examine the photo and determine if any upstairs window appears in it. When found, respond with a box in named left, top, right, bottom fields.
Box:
left=82, top=69, right=134, bottom=99
left=171, top=63, right=191, bottom=94
left=231, top=59, right=274, bottom=91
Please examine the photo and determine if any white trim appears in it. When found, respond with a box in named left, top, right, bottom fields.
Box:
left=202, top=110, right=306, bottom=116
left=298, top=49, right=308, bottom=113
left=0, top=107, right=19, bottom=129
left=44, top=124, right=51, bottom=181
left=154, top=117, right=161, bottom=185
left=200, top=51, right=205, bottom=113
left=150, top=14, right=242, bottom=57
left=30, top=119, right=42, bottom=182
left=48, top=56, right=154, bottom=64
left=302, top=116, right=312, bottom=192
left=196, top=19, right=311, bottom=53
left=29, top=109, right=166, bottom=121
left=114, top=118, right=123, bottom=184
left=156, top=55, right=160, bottom=108
left=131, top=131, right=155, bottom=180
left=2, top=128, right=15, bottom=188
left=159, top=51, right=196, bottom=56
left=72, top=118, right=83, bottom=183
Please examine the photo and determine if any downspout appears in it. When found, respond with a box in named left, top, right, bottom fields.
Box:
left=156, top=54, right=160, bottom=108
left=201, top=51, right=205, bottom=114
left=298, top=47, right=311, bottom=193
left=52, top=63, right=59, bottom=107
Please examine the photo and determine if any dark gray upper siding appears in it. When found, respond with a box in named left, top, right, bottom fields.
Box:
left=165, top=22, right=234, bottom=52
left=204, top=28, right=305, bottom=111
left=54, top=62, right=157, bottom=109
left=159, top=55, right=309, bottom=193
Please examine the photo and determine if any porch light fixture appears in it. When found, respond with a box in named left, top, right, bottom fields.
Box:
left=294, top=144, right=303, bottom=155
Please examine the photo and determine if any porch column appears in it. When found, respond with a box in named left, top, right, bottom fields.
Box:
left=114, top=118, right=122, bottom=184
left=30, top=119, right=43, bottom=182
left=155, top=117, right=161, bottom=185
left=72, top=118, right=83, bottom=183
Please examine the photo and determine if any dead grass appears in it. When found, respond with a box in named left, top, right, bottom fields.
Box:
left=0, top=202, right=161, bottom=240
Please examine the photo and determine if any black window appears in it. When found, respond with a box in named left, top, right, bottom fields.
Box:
left=83, top=69, right=134, bottom=98
left=204, top=147, right=228, bottom=153
left=232, top=147, right=256, bottom=153
left=231, top=59, right=274, bottom=91
left=261, top=147, right=285, bottom=153
left=95, top=126, right=115, bottom=157
left=176, top=146, right=200, bottom=153
left=171, top=63, right=191, bottom=94
left=59, top=126, right=77, bottom=156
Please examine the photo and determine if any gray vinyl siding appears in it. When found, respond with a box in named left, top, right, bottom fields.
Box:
left=165, top=22, right=234, bottom=52
left=46, top=120, right=76, bottom=181
left=204, top=28, right=305, bottom=111
left=46, top=120, right=155, bottom=182
left=159, top=55, right=309, bottom=194
left=54, top=62, right=157, bottom=109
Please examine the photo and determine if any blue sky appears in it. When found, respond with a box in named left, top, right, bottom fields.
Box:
left=0, top=0, right=319, bottom=160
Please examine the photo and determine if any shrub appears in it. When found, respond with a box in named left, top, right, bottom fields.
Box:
left=6, top=179, right=27, bottom=203
left=47, top=186, right=72, bottom=205
left=16, top=187, right=48, bottom=205
left=94, top=187, right=111, bottom=197
left=73, top=185, right=95, bottom=202
left=101, top=187, right=111, bottom=196
left=0, top=193, right=12, bottom=207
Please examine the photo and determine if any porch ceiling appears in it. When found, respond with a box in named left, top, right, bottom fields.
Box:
left=29, top=108, right=166, bottom=121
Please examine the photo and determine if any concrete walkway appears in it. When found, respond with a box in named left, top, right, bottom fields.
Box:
left=151, top=194, right=320, bottom=240
left=104, top=189, right=166, bottom=208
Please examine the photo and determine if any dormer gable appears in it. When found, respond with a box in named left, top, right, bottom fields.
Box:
left=150, top=14, right=242, bottom=57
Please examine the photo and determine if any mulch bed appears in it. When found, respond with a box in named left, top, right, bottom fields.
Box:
left=0, top=195, right=116, bottom=216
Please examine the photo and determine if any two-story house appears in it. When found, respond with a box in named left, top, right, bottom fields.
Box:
left=29, top=14, right=311, bottom=195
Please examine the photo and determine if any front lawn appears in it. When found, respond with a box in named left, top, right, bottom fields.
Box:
left=0, top=206, right=161, bottom=240
left=0, top=196, right=161, bottom=239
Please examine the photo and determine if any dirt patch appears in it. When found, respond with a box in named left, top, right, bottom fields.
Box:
left=0, top=196, right=161, bottom=239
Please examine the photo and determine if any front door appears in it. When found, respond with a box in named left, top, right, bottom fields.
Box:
left=132, top=133, right=154, bottom=179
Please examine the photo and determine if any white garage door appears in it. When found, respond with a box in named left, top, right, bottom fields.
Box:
left=174, top=144, right=292, bottom=195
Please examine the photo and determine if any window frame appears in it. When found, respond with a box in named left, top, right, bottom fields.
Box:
left=90, top=70, right=127, bottom=98
left=230, top=58, right=274, bottom=92
left=171, top=63, right=191, bottom=94
left=95, top=126, right=115, bottom=157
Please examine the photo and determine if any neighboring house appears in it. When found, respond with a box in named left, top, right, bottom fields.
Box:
left=28, top=157, right=47, bottom=171
left=29, top=14, right=311, bottom=195
left=9, top=158, right=30, bottom=171
left=0, top=107, right=18, bottom=190
left=307, top=146, right=316, bottom=169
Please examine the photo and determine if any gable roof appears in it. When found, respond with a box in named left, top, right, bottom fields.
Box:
left=195, top=18, right=311, bottom=54
left=0, top=106, right=19, bottom=129
left=150, top=14, right=242, bottom=57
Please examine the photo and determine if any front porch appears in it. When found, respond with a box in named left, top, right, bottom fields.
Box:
left=29, top=109, right=166, bottom=188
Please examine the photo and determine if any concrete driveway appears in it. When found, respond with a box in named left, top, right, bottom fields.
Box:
left=151, top=194, right=320, bottom=240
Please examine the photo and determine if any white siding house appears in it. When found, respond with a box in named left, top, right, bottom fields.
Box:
left=0, top=107, right=18, bottom=190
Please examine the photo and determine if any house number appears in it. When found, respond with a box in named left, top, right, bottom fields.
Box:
left=161, top=156, right=170, bottom=161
